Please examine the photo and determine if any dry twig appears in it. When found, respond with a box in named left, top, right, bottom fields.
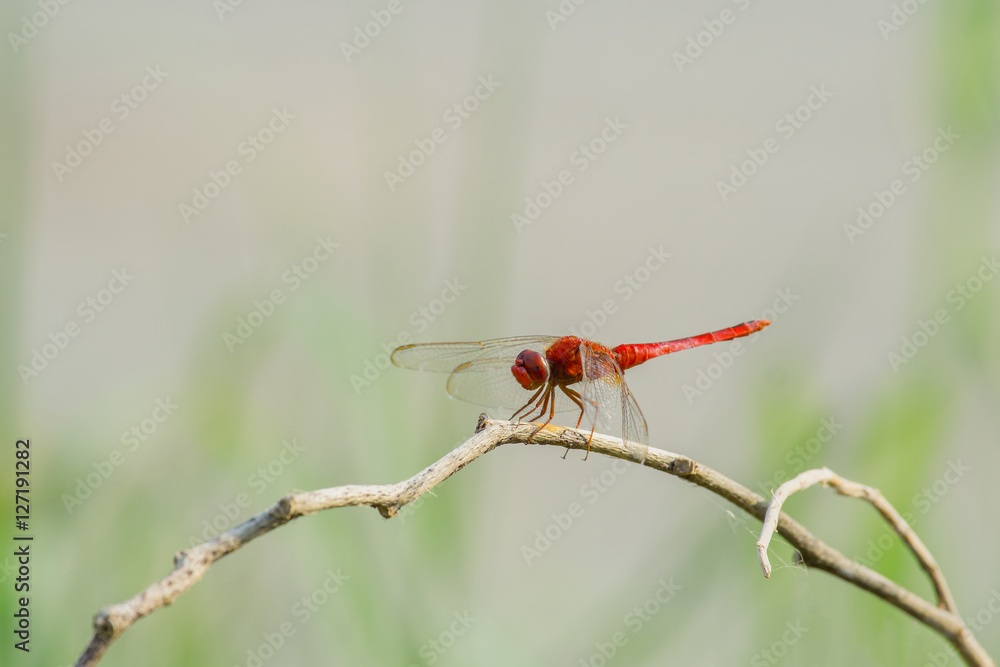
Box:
left=74, top=417, right=993, bottom=667
left=756, top=466, right=957, bottom=613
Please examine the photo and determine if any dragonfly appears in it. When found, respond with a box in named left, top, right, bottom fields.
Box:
left=391, top=320, right=771, bottom=463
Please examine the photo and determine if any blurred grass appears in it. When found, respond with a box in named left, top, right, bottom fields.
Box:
left=3, top=1, right=999, bottom=666
left=933, top=0, right=1000, bottom=392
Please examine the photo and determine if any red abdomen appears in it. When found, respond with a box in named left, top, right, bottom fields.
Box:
left=612, top=320, right=771, bottom=370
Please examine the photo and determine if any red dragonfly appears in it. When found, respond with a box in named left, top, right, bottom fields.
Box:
left=391, top=320, right=770, bottom=463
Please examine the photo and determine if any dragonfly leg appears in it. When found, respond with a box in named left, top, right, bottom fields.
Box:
left=511, top=386, right=552, bottom=444
left=560, top=386, right=595, bottom=460
left=528, top=387, right=557, bottom=443
left=510, top=386, right=546, bottom=423
left=521, top=388, right=549, bottom=425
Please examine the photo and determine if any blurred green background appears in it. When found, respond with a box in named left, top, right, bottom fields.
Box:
left=2, top=1, right=999, bottom=665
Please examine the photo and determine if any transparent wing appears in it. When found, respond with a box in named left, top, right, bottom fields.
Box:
left=618, top=382, right=649, bottom=464
left=446, top=357, right=578, bottom=413
left=391, top=336, right=562, bottom=372
left=579, top=342, right=649, bottom=464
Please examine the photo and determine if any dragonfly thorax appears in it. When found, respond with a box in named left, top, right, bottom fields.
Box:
left=511, top=349, right=549, bottom=390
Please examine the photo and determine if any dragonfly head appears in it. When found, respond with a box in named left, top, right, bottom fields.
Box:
left=511, top=349, right=549, bottom=390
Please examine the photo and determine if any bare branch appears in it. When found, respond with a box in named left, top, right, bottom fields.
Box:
left=756, top=467, right=957, bottom=613
left=74, top=417, right=993, bottom=667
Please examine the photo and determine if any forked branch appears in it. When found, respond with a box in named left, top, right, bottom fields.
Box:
left=756, top=467, right=957, bottom=611
left=73, top=417, right=993, bottom=667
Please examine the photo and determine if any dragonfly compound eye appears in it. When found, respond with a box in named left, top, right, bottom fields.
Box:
left=511, top=350, right=548, bottom=390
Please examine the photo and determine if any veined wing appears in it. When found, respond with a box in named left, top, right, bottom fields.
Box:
left=446, top=356, right=579, bottom=413
left=618, top=382, right=649, bottom=464
left=391, top=336, right=562, bottom=372
left=579, top=342, right=649, bottom=464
